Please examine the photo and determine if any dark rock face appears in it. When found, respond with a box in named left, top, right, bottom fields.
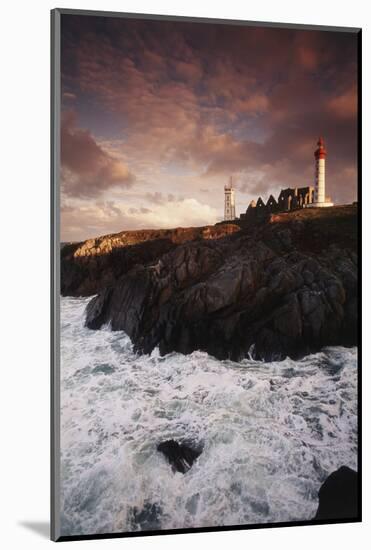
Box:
left=61, top=225, right=240, bottom=297
left=85, top=206, right=358, bottom=361
left=157, top=440, right=203, bottom=473
left=314, top=466, right=358, bottom=520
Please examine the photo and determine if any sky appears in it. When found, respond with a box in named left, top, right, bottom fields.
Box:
left=60, top=14, right=358, bottom=242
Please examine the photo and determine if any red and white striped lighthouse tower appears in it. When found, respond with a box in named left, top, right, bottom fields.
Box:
left=309, top=137, right=333, bottom=207
left=315, top=136, right=326, bottom=203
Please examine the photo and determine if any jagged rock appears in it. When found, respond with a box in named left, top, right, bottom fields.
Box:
left=61, top=224, right=240, bottom=297
left=157, top=440, right=202, bottom=474
left=131, top=502, right=162, bottom=530
left=85, top=206, right=357, bottom=361
left=314, top=466, right=358, bottom=520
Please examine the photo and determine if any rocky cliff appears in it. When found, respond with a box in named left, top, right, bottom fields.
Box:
left=61, top=224, right=240, bottom=297
left=80, top=205, right=358, bottom=361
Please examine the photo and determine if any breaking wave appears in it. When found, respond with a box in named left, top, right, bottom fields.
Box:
left=60, top=296, right=358, bottom=536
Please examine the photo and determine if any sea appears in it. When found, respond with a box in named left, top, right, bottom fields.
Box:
left=60, top=296, right=358, bottom=537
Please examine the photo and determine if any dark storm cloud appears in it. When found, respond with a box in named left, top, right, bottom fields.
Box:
left=61, top=111, right=135, bottom=198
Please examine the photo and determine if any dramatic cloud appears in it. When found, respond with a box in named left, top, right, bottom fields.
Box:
left=328, top=87, right=357, bottom=119
left=146, top=192, right=184, bottom=204
left=61, top=111, right=134, bottom=198
left=297, top=46, right=318, bottom=70
left=60, top=15, right=359, bottom=240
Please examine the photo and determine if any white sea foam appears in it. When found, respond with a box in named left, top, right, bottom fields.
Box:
left=60, top=296, right=358, bottom=536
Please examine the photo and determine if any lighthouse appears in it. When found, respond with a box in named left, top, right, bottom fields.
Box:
left=309, top=137, right=333, bottom=207
left=224, top=176, right=236, bottom=220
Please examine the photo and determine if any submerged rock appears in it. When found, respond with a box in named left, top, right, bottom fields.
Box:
left=314, top=466, right=358, bottom=520
left=92, top=364, right=115, bottom=375
left=157, top=440, right=202, bottom=474
left=131, top=502, right=163, bottom=531
left=85, top=205, right=358, bottom=361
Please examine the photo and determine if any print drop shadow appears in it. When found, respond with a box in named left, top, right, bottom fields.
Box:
left=18, top=521, right=49, bottom=539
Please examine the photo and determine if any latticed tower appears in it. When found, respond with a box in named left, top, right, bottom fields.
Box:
left=224, top=176, right=236, bottom=220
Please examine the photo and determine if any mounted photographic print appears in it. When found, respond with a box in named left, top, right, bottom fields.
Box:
left=51, top=8, right=361, bottom=541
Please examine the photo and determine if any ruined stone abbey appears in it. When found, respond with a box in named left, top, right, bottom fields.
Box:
left=239, top=185, right=316, bottom=221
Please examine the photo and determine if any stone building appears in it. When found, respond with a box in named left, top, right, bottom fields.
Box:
left=277, top=186, right=315, bottom=210
left=240, top=185, right=315, bottom=221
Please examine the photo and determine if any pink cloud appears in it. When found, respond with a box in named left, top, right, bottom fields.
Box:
left=297, top=46, right=318, bottom=70
left=328, top=87, right=357, bottom=119
left=61, top=111, right=135, bottom=198
left=62, top=91, right=77, bottom=101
